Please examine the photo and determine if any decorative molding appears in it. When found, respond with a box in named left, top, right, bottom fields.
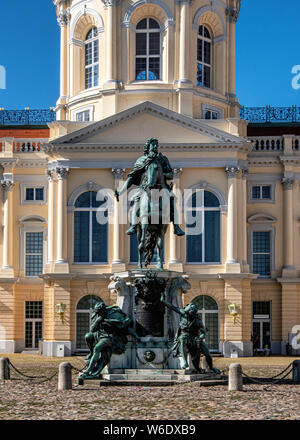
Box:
left=187, top=181, right=227, bottom=207
left=225, top=166, right=240, bottom=179
left=46, top=170, right=54, bottom=182
left=70, top=8, right=104, bottom=39
left=56, top=166, right=69, bottom=180
left=112, top=168, right=126, bottom=180
left=1, top=179, right=14, bottom=192
left=67, top=181, right=113, bottom=210
left=225, top=1, right=241, bottom=23
left=68, top=38, right=84, bottom=47
left=101, top=0, right=120, bottom=7
left=173, top=168, right=183, bottom=178
left=248, top=213, right=277, bottom=224
left=57, top=10, right=71, bottom=27
left=281, top=177, right=295, bottom=190
left=241, top=167, right=249, bottom=180
left=123, top=0, right=175, bottom=27
left=192, top=5, right=226, bottom=37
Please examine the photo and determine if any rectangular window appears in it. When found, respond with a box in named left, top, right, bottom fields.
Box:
left=251, top=185, right=272, bottom=201
left=25, top=232, right=44, bottom=277
left=253, top=301, right=271, bottom=318
left=74, top=211, right=108, bottom=263
left=252, top=231, right=271, bottom=277
left=76, top=110, right=90, bottom=122
left=25, top=187, right=44, bottom=202
left=25, top=301, right=43, bottom=319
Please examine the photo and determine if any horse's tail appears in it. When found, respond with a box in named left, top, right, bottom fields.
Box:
left=144, top=230, right=157, bottom=267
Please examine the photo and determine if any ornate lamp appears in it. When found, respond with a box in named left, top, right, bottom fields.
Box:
left=55, top=302, right=66, bottom=323
left=228, top=303, right=238, bottom=324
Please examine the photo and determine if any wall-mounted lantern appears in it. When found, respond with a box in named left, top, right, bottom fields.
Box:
left=228, top=303, right=238, bottom=324
left=55, top=302, right=66, bottom=323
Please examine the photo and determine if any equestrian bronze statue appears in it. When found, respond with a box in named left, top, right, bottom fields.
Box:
left=115, top=138, right=184, bottom=269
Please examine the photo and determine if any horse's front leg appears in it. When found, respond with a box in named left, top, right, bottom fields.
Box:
left=156, top=235, right=163, bottom=271
left=138, top=223, right=147, bottom=269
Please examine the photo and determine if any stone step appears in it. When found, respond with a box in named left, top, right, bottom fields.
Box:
left=103, top=372, right=223, bottom=382
left=99, top=380, right=177, bottom=387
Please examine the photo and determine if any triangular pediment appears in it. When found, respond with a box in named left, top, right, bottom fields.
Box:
left=47, top=102, right=248, bottom=151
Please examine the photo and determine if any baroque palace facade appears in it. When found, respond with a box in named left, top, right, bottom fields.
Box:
left=1, top=0, right=300, bottom=357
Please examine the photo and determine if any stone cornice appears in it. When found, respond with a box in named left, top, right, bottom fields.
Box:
left=43, top=142, right=251, bottom=155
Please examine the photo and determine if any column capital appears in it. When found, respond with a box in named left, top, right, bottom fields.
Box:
left=281, top=177, right=295, bottom=190
left=1, top=179, right=14, bottom=192
left=173, top=168, right=183, bottom=178
left=56, top=166, right=69, bottom=180
left=46, top=170, right=55, bottom=182
left=57, top=10, right=71, bottom=27
left=112, top=168, right=126, bottom=180
left=225, top=166, right=240, bottom=179
left=101, top=0, right=119, bottom=7
left=241, top=167, right=249, bottom=180
left=226, top=1, right=241, bottom=23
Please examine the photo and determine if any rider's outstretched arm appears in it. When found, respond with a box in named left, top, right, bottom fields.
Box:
left=116, top=176, right=134, bottom=198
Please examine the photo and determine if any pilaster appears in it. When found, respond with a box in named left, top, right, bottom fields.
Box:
left=225, top=166, right=241, bottom=273
left=281, top=177, right=296, bottom=277
left=112, top=168, right=126, bottom=272
left=168, top=168, right=183, bottom=272
left=0, top=177, right=14, bottom=277
left=54, top=166, right=69, bottom=273
left=221, top=273, right=254, bottom=357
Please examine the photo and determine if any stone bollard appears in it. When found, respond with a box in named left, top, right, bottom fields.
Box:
left=292, top=360, right=300, bottom=384
left=228, top=363, right=243, bottom=391
left=58, top=362, right=72, bottom=390
left=0, top=357, right=10, bottom=380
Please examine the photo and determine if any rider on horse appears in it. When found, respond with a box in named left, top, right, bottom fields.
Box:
left=115, top=137, right=184, bottom=237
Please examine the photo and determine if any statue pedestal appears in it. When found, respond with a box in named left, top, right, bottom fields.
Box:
left=108, top=269, right=191, bottom=371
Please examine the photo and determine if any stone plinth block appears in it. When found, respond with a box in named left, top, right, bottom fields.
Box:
left=58, top=362, right=72, bottom=390
left=228, top=363, right=243, bottom=391
left=0, top=357, right=10, bottom=380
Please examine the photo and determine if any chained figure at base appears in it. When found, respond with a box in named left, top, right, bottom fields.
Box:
left=79, top=302, right=140, bottom=379
left=160, top=294, right=220, bottom=374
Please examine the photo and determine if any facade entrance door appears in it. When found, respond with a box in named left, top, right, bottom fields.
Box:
left=252, top=301, right=271, bottom=354
left=76, top=295, right=103, bottom=350
left=25, top=301, right=43, bottom=349
left=191, top=295, right=219, bottom=352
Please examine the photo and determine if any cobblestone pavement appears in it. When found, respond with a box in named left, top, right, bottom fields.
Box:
left=0, top=355, right=299, bottom=420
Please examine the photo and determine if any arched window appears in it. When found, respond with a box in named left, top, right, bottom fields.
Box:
left=76, top=295, right=103, bottom=349
left=186, top=190, right=221, bottom=263
left=135, top=18, right=161, bottom=80
left=74, top=191, right=108, bottom=263
left=197, top=25, right=212, bottom=88
left=191, top=295, right=219, bottom=351
left=85, top=27, right=99, bottom=89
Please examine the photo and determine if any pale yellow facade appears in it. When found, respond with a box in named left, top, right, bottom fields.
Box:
left=0, top=0, right=300, bottom=357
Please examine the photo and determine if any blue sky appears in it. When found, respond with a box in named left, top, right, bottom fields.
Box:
left=0, top=0, right=299, bottom=109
